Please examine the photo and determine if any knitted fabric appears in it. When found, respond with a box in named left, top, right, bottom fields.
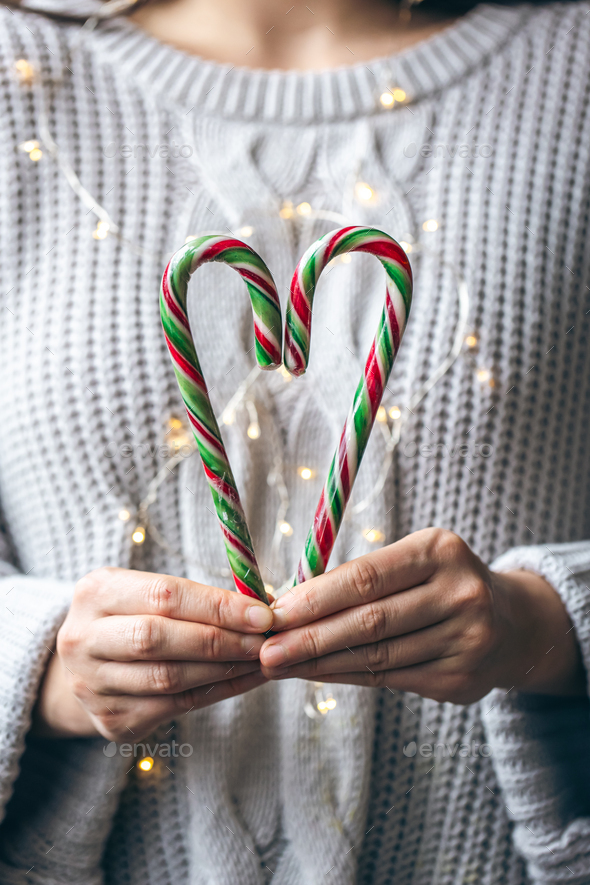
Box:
left=0, top=3, right=590, bottom=882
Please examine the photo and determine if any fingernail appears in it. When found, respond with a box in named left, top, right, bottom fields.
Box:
left=247, top=605, right=273, bottom=631
left=271, top=607, right=289, bottom=630
left=261, top=644, right=287, bottom=668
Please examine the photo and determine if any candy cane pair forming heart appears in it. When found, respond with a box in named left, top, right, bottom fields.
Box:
left=160, top=227, right=412, bottom=603
left=160, top=235, right=282, bottom=604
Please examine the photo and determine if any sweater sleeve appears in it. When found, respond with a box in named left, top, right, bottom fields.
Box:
left=0, top=521, right=74, bottom=824
left=482, top=541, right=590, bottom=884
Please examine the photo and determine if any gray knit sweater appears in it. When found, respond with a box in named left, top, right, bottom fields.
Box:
left=1, top=2, right=590, bottom=882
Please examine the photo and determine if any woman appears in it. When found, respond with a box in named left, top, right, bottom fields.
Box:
left=0, top=0, right=589, bottom=881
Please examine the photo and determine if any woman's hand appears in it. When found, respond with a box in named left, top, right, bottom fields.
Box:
left=260, top=528, right=586, bottom=702
left=34, top=568, right=273, bottom=740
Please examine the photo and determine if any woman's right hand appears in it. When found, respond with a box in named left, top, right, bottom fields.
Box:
left=33, top=567, right=273, bottom=741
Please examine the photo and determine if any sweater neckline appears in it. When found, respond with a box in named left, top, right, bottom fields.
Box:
left=90, top=4, right=530, bottom=124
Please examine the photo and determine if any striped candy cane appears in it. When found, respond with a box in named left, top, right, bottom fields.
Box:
left=285, top=226, right=413, bottom=585
left=160, top=235, right=282, bottom=604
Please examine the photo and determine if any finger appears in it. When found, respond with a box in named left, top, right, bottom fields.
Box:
left=193, top=669, right=269, bottom=709
left=94, top=659, right=261, bottom=696
left=261, top=584, right=450, bottom=669
left=88, top=615, right=267, bottom=662
left=88, top=670, right=268, bottom=741
left=262, top=621, right=453, bottom=678
left=271, top=528, right=444, bottom=630
left=296, top=659, right=458, bottom=698
left=76, top=568, right=273, bottom=633
left=294, top=665, right=438, bottom=694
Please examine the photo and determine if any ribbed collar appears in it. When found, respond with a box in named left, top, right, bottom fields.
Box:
left=86, top=4, right=531, bottom=123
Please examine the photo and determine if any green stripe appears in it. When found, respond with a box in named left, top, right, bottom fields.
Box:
left=332, top=228, right=367, bottom=256
left=352, top=383, right=373, bottom=462
left=193, top=440, right=230, bottom=481
left=255, top=342, right=273, bottom=368
left=161, top=310, right=200, bottom=368
left=384, top=263, right=412, bottom=313
left=377, top=311, right=394, bottom=367
left=171, top=249, right=198, bottom=311
left=286, top=309, right=308, bottom=359
left=210, top=493, right=255, bottom=550
left=227, top=550, right=265, bottom=592
left=212, top=245, right=262, bottom=270
left=244, top=280, right=281, bottom=336
left=326, top=462, right=344, bottom=528
left=304, top=535, right=321, bottom=573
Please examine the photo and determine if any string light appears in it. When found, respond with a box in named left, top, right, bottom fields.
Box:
left=340, top=254, right=352, bottom=264
left=354, top=181, right=375, bottom=202
left=376, top=406, right=388, bottom=423
left=19, top=24, right=481, bottom=739
left=93, top=220, right=110, bottom=240
left=379, top=87, right=406, bottom=108
left=264, top=583, right=275, bottom=595
left=137, top=757, right=154, bottom=772
left=245, top=400, right=261, bottom=439
left=325, top=696, right=337, bottom=711
left=363, top=527, right=385, bottom=543
left=476, top=368, right=492, bottom=384
left=279, top=200, right=294, bottom=219
left=118, top=508, right=131, bottom=522
left=35, top=92, right=130, bottom=250
left=278, top=365, right=293, bottom=383
left=305, top=682, right=337, bottom=719
left=132, top=526, right=146, bottom=545
left=19, top=139, right=43, bottom=161
left=399, top=240, right=413, bottom=254
left=167, top=415, right=190, bottom=450
left=316, top=696, right=337, bottom=714
left=465, top=335, right=478, bottom=348
left=15, top=58, right=35, bottom=85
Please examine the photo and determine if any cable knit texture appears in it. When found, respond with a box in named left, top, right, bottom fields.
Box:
left=0, top=2, right=590, bottom=883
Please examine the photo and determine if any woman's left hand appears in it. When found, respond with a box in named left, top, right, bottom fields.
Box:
left=260, top=528, right=586, bottom=702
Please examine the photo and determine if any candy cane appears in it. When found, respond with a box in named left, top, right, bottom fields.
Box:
left=285, top=226, right=413, bottom=585
left=160, top=235, right=282, bottom=604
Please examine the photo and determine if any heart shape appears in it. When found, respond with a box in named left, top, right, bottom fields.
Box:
left=160, top=227, right=412, bottom=603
